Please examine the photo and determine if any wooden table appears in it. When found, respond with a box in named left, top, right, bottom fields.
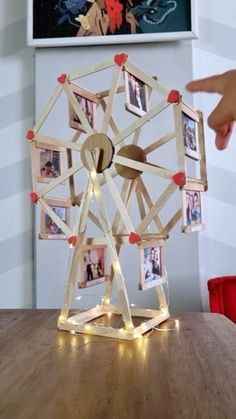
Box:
left=0, top=310, right=235, bottom=419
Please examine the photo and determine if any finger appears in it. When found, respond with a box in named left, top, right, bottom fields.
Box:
left=207, top=96, right=233, bottom=131
left=215, top=121, right=234, bottom=150
left=185, top=75, right=224, bottom=94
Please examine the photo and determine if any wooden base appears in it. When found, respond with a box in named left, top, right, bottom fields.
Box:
left=58, top=305, right=169, bottom=340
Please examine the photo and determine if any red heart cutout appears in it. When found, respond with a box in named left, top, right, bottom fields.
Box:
left=30, top=192, right=38, bottom=203
left=129, top=231, right=141, bottom=244
left=114, top=53, right=128, bottom=66
left=172, top=171, right=186, bottom=186
left=167, top=89, right=180, bottom=104
left=57, top=73, right=67, bottom=84
left=26, top=130, right=35, bottom=140
left=68, top=235, right=77, bottom=247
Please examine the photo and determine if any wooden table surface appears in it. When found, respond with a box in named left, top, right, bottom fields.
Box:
left=0, top=310, right=235, bottom=419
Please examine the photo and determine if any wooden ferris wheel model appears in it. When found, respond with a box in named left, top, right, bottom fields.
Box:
left=27, top=53, right=207, bottom=340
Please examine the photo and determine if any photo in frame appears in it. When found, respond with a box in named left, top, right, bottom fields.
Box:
left=78, top=245, right=108, bottom=288
left=39, top=198, right=71, bottom=239
left=139, top=240, right=166, bottom=291
left=36, top=142, right=64, bottom=183
left=182, top=183, right=204, bottom=233
left=68, top=84, right=97, bottom=132
left=124, top=70, right=148, bottom=117
left=27, top=0, right=198, bottom=47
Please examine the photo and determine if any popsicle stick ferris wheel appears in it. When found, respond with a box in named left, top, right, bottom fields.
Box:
left=28, top=53, right=207, bottom=340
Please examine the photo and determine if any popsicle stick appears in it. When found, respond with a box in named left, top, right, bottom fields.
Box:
left=197, top=110, right=208, bottom=190
left=136, top=181, right=176, bottom=234
left=113, top=155, right=174, bottom=180
left=113, top=99, right=170, bottom=146
left=36, top=134, right=81, bottom=152
left=30, top=142, right=37, bottom=192
left=100, top=98, right=120, bottom=136
left=132, top=127, right=142, bottom=146
left=97, top=84, right=125, bottom=98
left=124, top=60, right=168, bottom=97
left=101, top=66, right=122, bottom=133
left=161, top=208, right=182, bottom=236
left=71, top=130, right=83, bottom=143
left=144, top=131, right=175, bottom=154
left=67, top=149, right=76, bottom=203
left=69, top=58, right=114, bottom=81
left=33, top=84, right=63, bottom=133
left=111, top=178, right=132, bottom=232
left=136, top=187, right=147, bottom=223
left=63, top=82, right=94, bottom=135
left=137, top=177, right=163, bottom=232
left=173, top=102, right=187, bottom=172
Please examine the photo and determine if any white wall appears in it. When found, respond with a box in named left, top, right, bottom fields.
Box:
left=0, top=0, right=34, bottom=308
left=192, top=0, right=236, bottom=310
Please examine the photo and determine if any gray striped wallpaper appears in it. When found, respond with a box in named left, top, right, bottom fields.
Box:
left=0, top=0, right=34, bottom=308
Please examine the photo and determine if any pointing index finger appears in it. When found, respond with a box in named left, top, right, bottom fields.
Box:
left=186, top=74, right=224, bottom=94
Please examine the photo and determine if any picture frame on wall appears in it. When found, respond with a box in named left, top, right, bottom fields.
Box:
left=39, top=197, right=71, bottom=240
left=68, top=84, right=97, bottom=132
left=36, top=142, right=64, bottom=183
left=27, top=0, right=198, bottom=47
left=124, top=70, right=148, bottom=117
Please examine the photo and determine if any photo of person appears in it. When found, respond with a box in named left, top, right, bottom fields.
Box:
left=79, top=246, right=107, bottom=288
left=38, top=148, right=61, bottom=181
left=124, top=71, right=148, bottom=117
left=144, top=246, right=161, bottom=282
left=183, top=189, right=203, bottom=233
left=44, top=206, right=66, bottom=235
left=182, top=112, right=199, bottom=158
left=69, top=86, right=96, bottom=132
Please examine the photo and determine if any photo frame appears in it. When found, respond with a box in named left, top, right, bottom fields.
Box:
left=36, top=142, right=64, bottom=183
left=27, top=0, right=198, bottom=47
left=174, top=101, right=201, bottom=160
left=78, top=245, right=108, bottom=288
left=39, top=197, right=71, bottom=240
left=139, top=239, right=166, bottom=291
left=182, top=182, right=205, bottom=233
left=124, top=70, right=149, bottom=117
left=68, top=84, right=97, bottom=132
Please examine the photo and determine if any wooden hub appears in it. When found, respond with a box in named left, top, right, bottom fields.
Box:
left=80, top=133, right=114, bottom=173
left=115, top=145, right=146, bottom=179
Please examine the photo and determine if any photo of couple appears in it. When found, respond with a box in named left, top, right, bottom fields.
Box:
left=185, top=190, right=201, bottom=226
left=144, top=246, right=161, bottom=282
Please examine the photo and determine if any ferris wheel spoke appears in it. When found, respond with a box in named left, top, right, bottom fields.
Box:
left=112, top=99, right=170, bottom=146
left=144, top=131, right=175, bottom=155
left=137, top=177, right=163, bottom=232
left=33, top=84, right=63, bottom=133
left=100, top=66, right=122, bottom=134
left=113, top=155, right=174, bottom=180
left=100, top=98, right=120, bottom=136
left=36, top=134, right=81, bottom=152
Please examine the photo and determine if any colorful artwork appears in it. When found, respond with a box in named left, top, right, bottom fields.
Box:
left=28, top=0, right=196, bottom=46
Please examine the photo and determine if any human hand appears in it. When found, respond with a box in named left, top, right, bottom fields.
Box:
left=186, top=70, right=236, bottom=150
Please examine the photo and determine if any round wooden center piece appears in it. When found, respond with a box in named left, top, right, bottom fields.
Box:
left=80, top=133, right=114, bottom=173
left=115, top=145, right=146, bottom=179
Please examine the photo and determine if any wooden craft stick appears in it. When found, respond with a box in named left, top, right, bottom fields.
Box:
left=39, top=198, right=73, bottom=237
left=69, top=58, right=114, bottom=81
left=37, top=161, right=83, bottom=198
left=74, top=177, right=93, bottom=235
left=115, top=179, right=138, bottom=234
left=97, top=84, right=125, bottom=98
left=156, top=284, right=168, bottom=311
left=67, top=149, right=76, bottom=203
left=124, top=60, right=168, bottom=97
left=112, top=178, right=132, bottom=232
left=71, top=130, right=82, bottom=143
left=183, top=180, right=205, bottom=191
left=112, top=99, right=170, bottom=146
left=104, top=169, right=135, bottom=233
left=161, top=208, right=182, bottom=236
left=136, top=187, right=147, bottom=223
left=63, top=82, right=94, bottom=135
left=173, top=102, right=186, bottom=172
left=101, top=66, right=122, bottom=133
left=100, top=98, right=120, bottom=136
left=113, top=155, right=174, bottom=180
left=197, top=110, right=208, bottom=189
left=144, top=131, right=175, bottom=154
left=33, top=84, right=63, bottom=133
left=132, top=127, right=141, bottom=145
left=36, top=134, right=81, bottom=152
left=137, top=177, right=163, bottom=232
left=136, top=181, right=176, bottom=234
left=30, top=142, right=37, bottom=192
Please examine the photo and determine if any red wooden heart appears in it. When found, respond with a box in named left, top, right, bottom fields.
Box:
left=57, top=73, right=67, bottom=84
left=26, top=130, right=35, bottom=140
left=167, top=89, right=180, bottom=103
left=30, top=192, right=38, bottom=203
left=129, top=231, right=141, bottom=244
left=172, top=171, right=186, bottom=186
left=114, top=53, right=128, bottom=66
left=68, top=235, right=77, bottom=246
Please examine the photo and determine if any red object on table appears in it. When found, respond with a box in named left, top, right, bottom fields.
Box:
left=208, top=276, right=236, bottom=322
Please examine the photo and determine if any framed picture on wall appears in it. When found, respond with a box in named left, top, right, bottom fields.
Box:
left=36, top=142, right=64, bottom=183
left=139, top=239, right=166, bottom=291
left=124, top=70, right=148, bottom=117
left=39, top=197, right=71, bottom=240
left=27, top=0, right=198, bottom=47
left=68, top=84, right=97, bottom=132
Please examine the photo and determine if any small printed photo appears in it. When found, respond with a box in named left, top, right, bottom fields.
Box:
left=183, top=189, right=203, bottom=233
left=69, top=84, right=96, bottom=132
left=124, top=71, right=148, bottom=117
left=139, top=241, right=166, bottom=291
left=37, top=145, right=62, bottom=183
left=182, top=112, right=199, bottom=159
left=39, top=198, right=70, bottom=239
left=79, top=246, right=107, bottom=288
